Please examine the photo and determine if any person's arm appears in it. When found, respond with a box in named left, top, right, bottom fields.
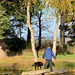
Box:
left=42, top=52, right=45, bottom=59
left=51, top=51, right=56, bottom=59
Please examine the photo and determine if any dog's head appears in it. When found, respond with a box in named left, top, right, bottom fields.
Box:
left=40, top=62, right=43, bottom=66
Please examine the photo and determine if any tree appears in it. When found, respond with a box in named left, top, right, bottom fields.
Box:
left=52, top=12, right=59, bottom=56
left=66, top=0, right=75, bottom=44
left=68, top=21, right=75, bottom=42
left=34, top=11, right=42, bottom=57
left=27, top=0, right=43, bottom=49
left=43, top=0, right=72, bottom=54
left=19, top=0, right=41, bottom=61
left=0, top=4, right=9, bottom=57
left=65, top=21, right=75, bottom=45
left=33, top=0, right=43, bottom=48
left=27, top=28, right=31, bottom=48
left=59, top=0, right=72, bottom=51
left=42, top=0, right=59, bottom=56
left=38, top=11, right=42, bottom=48
left=27, top=1, right=38, bottom=62
left=26, top=0, right=46, bottom=60
left=0, top=5, right=9, bottom=39
left=51, top=0, right=72, bottom=52
left=32, top=5, right=53, bottom=57
left=1, top=0, right=38, bottom=61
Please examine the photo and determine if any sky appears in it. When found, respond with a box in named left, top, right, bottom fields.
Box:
left=30, top=7, right=60, bottom=40
left=22, top=12, right=60, bottom=41
left=10, top=7, right=61, bottom=41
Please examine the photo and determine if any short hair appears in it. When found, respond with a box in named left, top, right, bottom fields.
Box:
left=47, top=44, right=51, bottom=47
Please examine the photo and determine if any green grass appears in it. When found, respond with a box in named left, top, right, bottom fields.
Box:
left=56, top=54, right=75, bottom=60
left=0, top=49, right=75, bottom=72
left=37, top=50, right=75, bottom=70
left=55, top=61, right=75, bottom=69
left=54, top=53, right=75, bottom=70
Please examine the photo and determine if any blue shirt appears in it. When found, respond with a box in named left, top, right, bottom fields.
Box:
left=42, top=48, right=55, bottom=60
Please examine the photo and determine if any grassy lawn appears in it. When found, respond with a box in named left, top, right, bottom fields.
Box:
left=54, top=54, right=75, bottom=69
left=0, top=47, right=75, bottom=72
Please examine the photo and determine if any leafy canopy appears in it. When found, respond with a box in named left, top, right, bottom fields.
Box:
left=0, top=5, right=9, bottom=39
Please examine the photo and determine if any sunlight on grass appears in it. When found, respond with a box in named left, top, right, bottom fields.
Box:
left=0, top=49, right=75, bottom=72
left=0, top=51, right=45, bottom=71
left=56, top=54, right=75, bottom=59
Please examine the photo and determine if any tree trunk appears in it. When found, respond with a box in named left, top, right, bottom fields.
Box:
left=27, top=28, right=31, bottom=47
left=27, top=2, right=38, bottom=62
left=53, top=13, right=59, bottom=56
left=0, top=40, right=7, bottom=58
left=60, top=12, right=65, bottom=51
left=0, top=46, right=7, bottom=58
left=39, top=11, right=42, bottom=48
left=20, top=27, right=21, bottom=39
left=27, top=12, right=31, bottom=47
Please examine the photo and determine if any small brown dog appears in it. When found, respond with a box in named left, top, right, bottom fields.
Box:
left=32, top=62, right=43, bottom=70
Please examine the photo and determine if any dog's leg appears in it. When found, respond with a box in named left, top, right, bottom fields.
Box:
left=38, top=67, right=39, bottom=70
left=40, top=66, right=41, bottom=70
left=35, top=66, right=36, bottom=70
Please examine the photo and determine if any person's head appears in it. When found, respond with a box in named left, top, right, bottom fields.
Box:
left=47, top=44, right=51, bottom=48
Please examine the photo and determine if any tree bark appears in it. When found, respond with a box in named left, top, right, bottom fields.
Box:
left=27, top=12, right=31, bottom=47
left=27, top=1, right=38, bottom=62
left=39, top=11, right=42, bottom=48
left=0, top=46, right=7, bottom=58
left=19, top=27, right=21, bottom=39
left=60, top=12, right=65, bottom=51
left=0, top=40, right=7, bottom=58
left=27, top=28, right=31, bottom=47
left=53, top=13, right=59, bottom=56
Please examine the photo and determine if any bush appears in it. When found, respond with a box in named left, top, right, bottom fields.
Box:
left=4, top=37, right=26, bottom=56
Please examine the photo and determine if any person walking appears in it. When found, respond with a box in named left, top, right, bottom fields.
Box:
left=42, top=44, right=56, bottom=72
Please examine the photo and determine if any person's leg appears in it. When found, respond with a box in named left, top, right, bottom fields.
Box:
left=49, top=60, right=53, bottom=71
left=44, top=60, right=48, bottom=69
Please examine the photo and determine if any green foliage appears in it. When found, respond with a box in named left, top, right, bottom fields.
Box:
left=70, top=0, right=75, bottom=20
left=4, top=37, right=26, bottom=56
left=43, top=0, right=73, bottom=20
left=31, top=0, right=43, bottom=16
left=65, top=21, right=75, bottom=44
left=68, top=24, right=75, bottom=37
left=1, top=2, right=14, bottom=15
left=56, top=44, right=74, bottom=55
left=1, top=0, right=26, bottom=20
left=0, top=0, right=27, bottom=39
left=0, top=5, right=9, bottom=39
